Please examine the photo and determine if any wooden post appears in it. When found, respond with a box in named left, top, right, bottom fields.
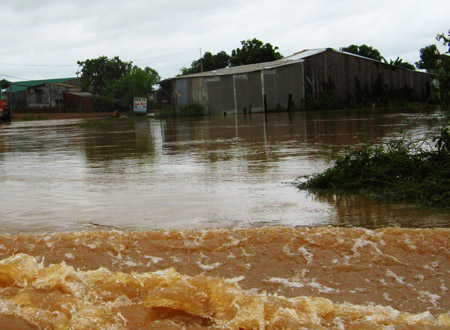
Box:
left=264, top=94, right=267, bottom=113
left=287, top=93, right=293, bottom=111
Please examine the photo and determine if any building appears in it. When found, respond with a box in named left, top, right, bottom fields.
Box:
left=4, top=78, right=93, bottom=113
left=296, top=49, right=432, bottom=107
left=161, top=48, right=432, bottom=114
left=160, top=57, right=305, bottom=115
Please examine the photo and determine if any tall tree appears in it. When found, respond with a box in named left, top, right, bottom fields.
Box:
left=77, top=56, right=159, bottom=110
left=436, top=30, right=450, bottom=108
left=415, top=44, right=441, bottom=72
left=181, top=51, right=231, bottom=75
left=230, top=38, right=282, bottom=66
left=341, top=44, right=383, bottom=61
left=108, top=66, right=160, bottom=107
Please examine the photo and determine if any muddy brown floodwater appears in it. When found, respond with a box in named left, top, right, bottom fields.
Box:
left=1, top=108, right=450, bottom=329
left=0, top=227, right=449, bottom=329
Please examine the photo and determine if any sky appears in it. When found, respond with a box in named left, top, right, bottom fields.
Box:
left=0, top=0, right=449, bottom=82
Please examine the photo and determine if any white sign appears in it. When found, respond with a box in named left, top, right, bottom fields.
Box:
left=133, top=97, right=147, bottom=113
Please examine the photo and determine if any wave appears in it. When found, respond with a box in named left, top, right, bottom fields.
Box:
left=0, top=253, right=448, bottom=329
left=0, top=226, right=449, bottom=329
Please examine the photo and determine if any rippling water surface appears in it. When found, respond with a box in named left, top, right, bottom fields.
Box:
left=1, top=108, right=449, bottom=232
left=1, top=109, right=449, bottom=329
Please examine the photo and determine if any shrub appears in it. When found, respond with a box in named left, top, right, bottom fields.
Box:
left=179, top=103, right=208, bottom=117
left=299, top=129, right=450, bottom=207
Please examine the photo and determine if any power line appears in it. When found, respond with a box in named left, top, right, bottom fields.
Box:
left=0, top=72, right=31, bottom=81
left=0, top=62, right=76, bottom=67
left=131, top=49, right=200, bottom=62
left=0, top=49, right=201, bottom=68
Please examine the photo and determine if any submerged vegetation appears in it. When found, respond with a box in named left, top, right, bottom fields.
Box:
left=20, top=114, right=49, bottom=121
left=154, top=103, right=208, bottom=119
left=299, top=123, right=450, bottom=208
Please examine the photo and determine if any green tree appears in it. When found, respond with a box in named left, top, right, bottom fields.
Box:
left=341, top=44, right=383, bottom=61
left=230, top=38, right=282, bottom=66
left=181, top=51, right=231, bottom=75
left=77, top=56, right=160, bottom=110
left=436, top=30, right=450, bottom=108
left=384, top=57, right=416, bottom=70
left=77, top=56, right=132, bottom=109
left=0, top=79, right=11, bottom=89
left=108, top=66, right=160, bottom=107
left=415, top=44, right=441, bottom=72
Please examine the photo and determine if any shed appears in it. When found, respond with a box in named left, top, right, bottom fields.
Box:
left=285, top=49, right=432, bottom=107
left=161, top=48, right=433, bottom=113
left=161, top=58, right=305, bottom=115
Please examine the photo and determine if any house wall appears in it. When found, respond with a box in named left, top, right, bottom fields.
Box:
left=263, top=62, right=304, bottom=111
left=303, top=50, right=432, bottom=105
left=63, top=93, right=93, bottom=112
left=27, top=84, right=66, bottom=109
left=170, top=61, right=305, bottom=115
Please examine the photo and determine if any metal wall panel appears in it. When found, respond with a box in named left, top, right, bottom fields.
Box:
left=248, top=71, right=264, bottom=112
left=234, top=74, right=249, bottom=114
left=175, top=79, right=189, bottom=107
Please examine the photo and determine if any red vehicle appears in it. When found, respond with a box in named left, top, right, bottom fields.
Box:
left=0, top=99, right=11, bottom=123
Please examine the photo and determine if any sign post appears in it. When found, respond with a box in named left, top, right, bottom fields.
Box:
left=133, top=97, right=147, bottom=114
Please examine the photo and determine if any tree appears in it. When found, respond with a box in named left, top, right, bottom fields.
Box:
left=77, top=56, right=159, bottom=110
left=230, top=38, right=282, bottom=66
left=77, top=56, right=132, bottom=109
left=436, top=30, right=450, bottom=108
left=415, top=45, right=441, bottom=72
left=384, top=57, right=416, bottom=71
left=181, top=51, right=231, bottom=75
left=108, top=66, right=160, bottom=107
left=437, top=30, right=450, bottom=52
left=0, top=79, right=11, bottom=89
left=341, top=44, right=383, bottom=61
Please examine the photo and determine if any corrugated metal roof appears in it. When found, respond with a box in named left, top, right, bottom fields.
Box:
left=172, top=56, right=305, bottom=80
left=170, top=47, right=419, bottom=81
left=282, top=48, right=328, bottom=60
left=9, top=78, right=78, bottom=92
left=65, top=92, right=93, bottom=98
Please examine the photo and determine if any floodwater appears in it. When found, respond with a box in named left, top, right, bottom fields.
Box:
left=0, top=108, right=449, bottom=329
left=1, top=108, right=449, bottom=233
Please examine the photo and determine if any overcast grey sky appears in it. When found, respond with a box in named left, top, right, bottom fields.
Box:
left=0, top=0, right=449, bottom=82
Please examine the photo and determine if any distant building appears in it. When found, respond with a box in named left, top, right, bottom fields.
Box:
left=161, top=48, right=432, bottom=114
left=5, top=78, right=93, bottom=113
left=160, top=57, right=304, bottom=115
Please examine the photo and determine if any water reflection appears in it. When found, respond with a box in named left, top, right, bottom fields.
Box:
left=0, top=108, right=448, bottom=233
left=312, top=193, right=450, bottom=229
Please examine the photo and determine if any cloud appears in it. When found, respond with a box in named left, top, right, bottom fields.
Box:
left=0, top=0, right=448, bottom=81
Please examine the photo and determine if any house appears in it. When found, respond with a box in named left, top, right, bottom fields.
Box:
left=5, top=77, right=93, bottom=113
left=161, top=48, right=432, bottom=114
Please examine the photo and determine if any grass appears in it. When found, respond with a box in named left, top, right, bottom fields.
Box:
left=154, top=103, right=208, bottom=119
left=298, top=126, right=450, bottom=208
left=20, top=114, right=49, bottom=121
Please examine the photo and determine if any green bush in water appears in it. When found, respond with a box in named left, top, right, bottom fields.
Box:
left=299, top=128, right=450, bottom=207
left=179, top=103, right=208, bottom=117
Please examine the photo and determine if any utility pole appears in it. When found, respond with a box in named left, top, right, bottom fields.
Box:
left=200, top=48, right=203, bottom=73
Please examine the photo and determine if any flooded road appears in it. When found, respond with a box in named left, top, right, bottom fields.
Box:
left=1, top=108, right=449, bottom=233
